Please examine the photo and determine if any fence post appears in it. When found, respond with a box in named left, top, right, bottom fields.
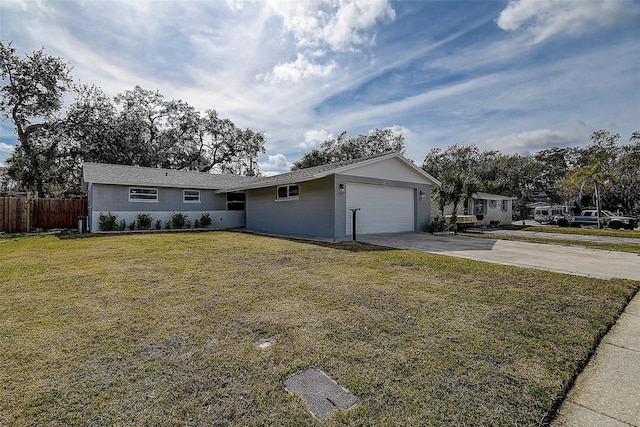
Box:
left=25, top=191, right=32, bottom=232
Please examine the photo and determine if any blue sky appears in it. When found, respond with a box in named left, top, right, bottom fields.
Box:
left=1, top=0, right=638, bottom=174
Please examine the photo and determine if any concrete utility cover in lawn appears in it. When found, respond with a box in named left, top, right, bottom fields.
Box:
left=284, top=368, right=357, bottom=420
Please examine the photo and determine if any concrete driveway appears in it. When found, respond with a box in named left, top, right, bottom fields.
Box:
left=358, top=233, right=640, bottom=281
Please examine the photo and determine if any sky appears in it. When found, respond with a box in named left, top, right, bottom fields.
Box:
left=1, top=0, right=639, bottom=174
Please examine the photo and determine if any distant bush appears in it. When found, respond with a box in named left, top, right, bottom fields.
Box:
left=428, top=216, right=448, bottom=233
left=136, top=213, right=153, bottom=230
left=171, top=212, right=188, bottom=229
left=199, top=213, right=212, bottom=228
left=98, top=212, right=118, bottom=231
left=155, top=219, right=162, bottom=230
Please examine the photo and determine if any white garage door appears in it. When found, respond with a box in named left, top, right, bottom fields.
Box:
left=346, top=182, right=415, bottom=235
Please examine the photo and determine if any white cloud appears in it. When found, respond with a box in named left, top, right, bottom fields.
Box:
left=382, top=125, right=415, bottom=154
left=261, top=53, right=337, bottom=83
left=485, top=129, right=579, bottom=154
left=298, top=129, right=333, bottom=149
left=260, top=0, right=394, bottom=84
left=324, top=0, right=395, bottom=51
left=496, top=0, right=637, bottom=44
left=0, top=143, right=15, bottom=167
left=266, top=0, right=395, bottom=52
left=385, top=125, right=411, bottom=139
left=259, top=153, right=290, bottom=175
left=226, top=0, right=244, bottom=11
left=0, top=143, right=14, bottom=154
left=323, top=73, right=505, bottom=129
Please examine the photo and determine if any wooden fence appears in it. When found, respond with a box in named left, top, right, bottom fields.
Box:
left=0, top=197, right=27, bottom=233
left=0, top=197, right=88, bottom=233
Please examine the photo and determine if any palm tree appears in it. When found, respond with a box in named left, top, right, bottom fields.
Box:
left=570, top=161, right=617, bottom=229
left=441, top=171, right=481, bottom=234
left=433, top=183, right=451, bottom=217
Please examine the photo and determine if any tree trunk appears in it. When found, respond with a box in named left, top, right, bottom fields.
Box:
left=595, top=181, right=602, bottom=229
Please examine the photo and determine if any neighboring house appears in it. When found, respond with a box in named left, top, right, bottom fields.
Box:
left=468, top=192, right=517, bottom=226
left=83, top=152, right=441, bottom=240
left=435, top=192, right=517, bottom=227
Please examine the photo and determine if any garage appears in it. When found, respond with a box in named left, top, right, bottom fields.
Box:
left=346, top=182, right=415, bottom=235
left=215, top=152, right=438, bottom=240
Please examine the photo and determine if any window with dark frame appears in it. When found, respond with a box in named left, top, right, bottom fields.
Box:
left=277, top=184, right=300, bottom=200
left=129, top=187, right=158, bottom=202
left=227, top=192, right=246, bottom=211
left=183, top=189, right=201, bottom=203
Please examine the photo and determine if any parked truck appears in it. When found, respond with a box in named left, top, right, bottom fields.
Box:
left=571, top=209, right=638, bottom=230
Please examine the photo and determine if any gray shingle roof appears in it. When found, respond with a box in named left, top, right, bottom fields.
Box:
left=82, top=152, right=441, bottom=192
left=473, top=192, right=518, bottom=200
left=82, top=162, right=260, bottom=189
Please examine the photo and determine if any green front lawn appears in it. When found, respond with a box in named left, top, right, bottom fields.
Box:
left=1, top=233, right=637, bottom=426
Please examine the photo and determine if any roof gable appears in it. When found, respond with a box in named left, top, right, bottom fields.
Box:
left=335, top=156, right=433, bottom=184
left=218, top=152, right=440, bottom=193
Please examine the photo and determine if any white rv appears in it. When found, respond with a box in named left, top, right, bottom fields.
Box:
left=534, top=206, right=567, bottom=224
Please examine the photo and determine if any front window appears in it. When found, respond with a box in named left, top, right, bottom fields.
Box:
left=129, top=187, right=158, bottom=202
left=227, top=192, right=245, bottom=211
left=489, top=200, right=497, bottom=209
left=501, top=200, right=509, bottom=212
left=183, top=190, right=201, bottom=203
left=277, top=184, right=300, bottom=200
left=474, top=200, right=486, bottom=219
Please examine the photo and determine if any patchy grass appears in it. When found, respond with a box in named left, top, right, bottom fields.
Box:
left=504, top=225, right=640, bottom=239
left=1, top=232, right=637, bottom=426
left=460, top=232, right=640, bottom=254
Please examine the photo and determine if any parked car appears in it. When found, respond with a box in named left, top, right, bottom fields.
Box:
left=571, top=209, right=638, bottom=230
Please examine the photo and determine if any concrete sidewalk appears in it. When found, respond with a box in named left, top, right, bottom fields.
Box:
left=552, top=294, right=640, bottom=426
